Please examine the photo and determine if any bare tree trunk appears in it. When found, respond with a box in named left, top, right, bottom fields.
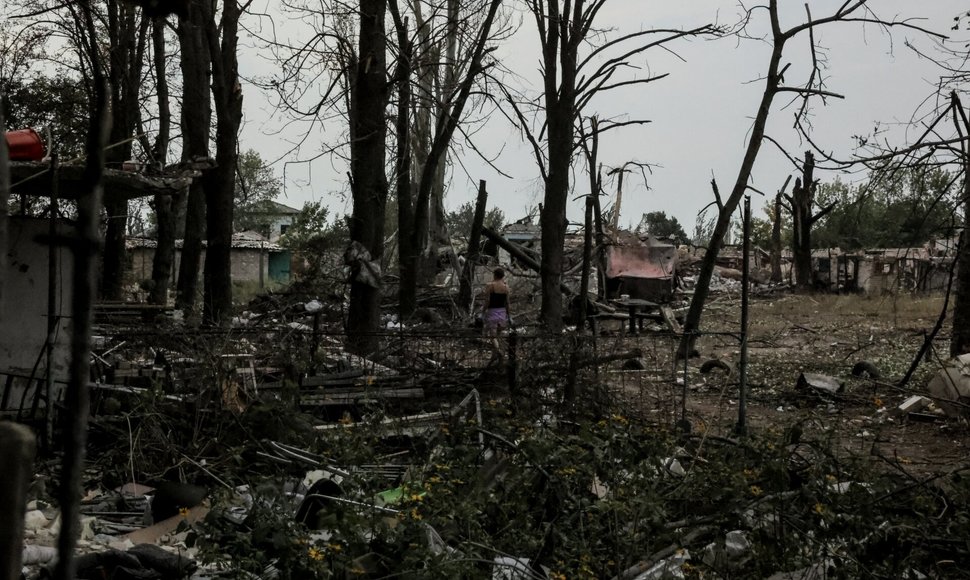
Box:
left=952, top=95, right=970, bottom=356
left=347, top=0, right=389, bottom=355
left=680, top=2, right=785, bottom=356
left=791, top=151, right=816, bottom=289
left=770, top=190, right=783, bottom=283
left=175, top=0, right=211, bottom=313
left=459, top=179, right=488, bottom=311
left=149, top=18, right=174, bottom=305
left=101, top=1, right=148, bottom=301
left=390, top=0, right=414, bottom=322
left=537, top=0, right=578, bottom=331
left=578, top=196, right=593, bottom=328
left=202, top=0, right=243, bottom=325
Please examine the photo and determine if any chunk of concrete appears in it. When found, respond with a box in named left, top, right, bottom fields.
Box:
left=926, top=353, right=970, bottom=417
left=896, top=395, right=931, bottom=416
left=23, top=510, right=48, bottom=531
left=797, top=373, right=843, bottom=395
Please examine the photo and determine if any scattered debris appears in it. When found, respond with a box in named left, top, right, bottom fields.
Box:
left=850, top=360, right=881, bottom=379
left=896, top=395, right=931, bottom=417
left=700, top=359, right=732, bottom=375
left=796, top=372, right=844, bottom=396
left=631, top=549, right=692, bottom=580
left=925, top=353, right=970, bottom=417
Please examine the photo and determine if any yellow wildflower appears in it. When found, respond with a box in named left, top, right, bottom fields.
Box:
left=178, top=507, right=190, bottom=517
left=749, top=485, right=763, bottom=497
left=307, top=547, right=324, bottom=561
left=814, top=503, right=825, bottom=515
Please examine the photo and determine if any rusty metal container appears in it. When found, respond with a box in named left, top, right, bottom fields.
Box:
left=4, top=128, right=46, bottom=161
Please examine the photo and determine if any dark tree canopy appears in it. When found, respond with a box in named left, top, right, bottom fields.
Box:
left=638, top=211, right=687, bottom=242
left=812, top=170, right=958, bottom=250
left=445, top=201, right=504, bottom=242
left=4, top=75, right=89, bottom=157
left=233, top=149, right=283, bottom=236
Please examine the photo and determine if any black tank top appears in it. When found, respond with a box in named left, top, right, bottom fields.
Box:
left=488, top=291, right=508, bottom=309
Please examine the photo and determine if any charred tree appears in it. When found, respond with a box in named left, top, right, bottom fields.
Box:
left=787, top=152, right=836, bottom=290
left=347, top=0, right=390, bottom=355
left=790, top=153, right=816, bottom=289
left=202, top=0, right=243, bottom=325
left=175, top=0, right=211, bottom=313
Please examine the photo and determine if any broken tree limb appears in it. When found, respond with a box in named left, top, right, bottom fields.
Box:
left=9, top=161, right=193, bottom=201
left=481, top=226, right=574, bottom=295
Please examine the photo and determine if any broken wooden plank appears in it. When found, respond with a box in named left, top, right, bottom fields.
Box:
left=660, top=304, right=683, bottom=333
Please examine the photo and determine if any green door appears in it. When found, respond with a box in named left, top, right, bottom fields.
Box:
left=269, top=251, right=291, bottom=282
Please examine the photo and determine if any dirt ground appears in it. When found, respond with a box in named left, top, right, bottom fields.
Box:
left=675, top=292, right=969, bottom=475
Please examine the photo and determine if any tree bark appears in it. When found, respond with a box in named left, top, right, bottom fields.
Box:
left=459, top=179, right=488, bottom=311
left=390, top=0, right=414, bottom=322
left=175, top=0, right=212, bottom=313
left=347, top=0, right=389, bottom=355
left=770, top=190, right=783, bottom=283
left=202, top=0, right=243, bottom=326
left=952, top=95, right=970, bottom=356
left=149, top=18, right=175, bottom=305
left=538, top=0, right=578, bottom=332
left=791, top=151, right=816, bottom=290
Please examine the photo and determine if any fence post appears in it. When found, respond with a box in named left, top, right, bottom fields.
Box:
left=0, top=422, right=37, bottom=580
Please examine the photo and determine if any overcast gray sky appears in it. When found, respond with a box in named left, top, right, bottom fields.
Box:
left=237, top=1, right=967, bottom=233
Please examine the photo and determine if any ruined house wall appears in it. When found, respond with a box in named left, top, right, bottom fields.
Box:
left=230, top=248, right=269, bottom=284
left=0, top=217, right=73, bottom=381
